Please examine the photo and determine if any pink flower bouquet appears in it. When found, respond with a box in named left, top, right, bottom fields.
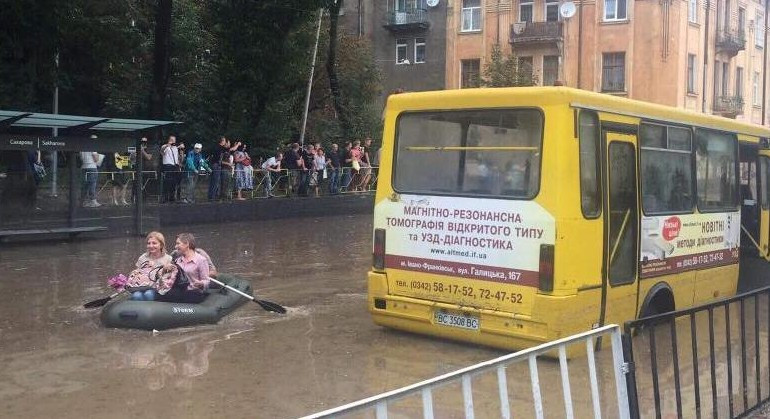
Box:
left=108, top=273, right=128, bottom=291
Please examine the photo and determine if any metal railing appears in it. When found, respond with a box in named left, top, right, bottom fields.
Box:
left=149, top=166, right=378, bottom=203
left=301, top=324, right=631, bottom=419
left=386, top=8, right=429, bottom=28
left=716, top=29, right=746, bottom=54
left=714, top=95, right=745, bottom=116
left=510, top=21, right=563, bottom=44
left=623, top=285, right=770, bottom=419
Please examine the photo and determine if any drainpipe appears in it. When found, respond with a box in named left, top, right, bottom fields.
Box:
left=702, top=0, right=711, bottom=113
left=763, top=0, right=768, bottom=124
left=496, top=0, right=500, bottom=44
left=577, top=0, right=583, bottom=88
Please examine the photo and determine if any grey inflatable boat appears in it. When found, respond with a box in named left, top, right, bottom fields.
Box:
left=101, top=274, right=251, bottom=330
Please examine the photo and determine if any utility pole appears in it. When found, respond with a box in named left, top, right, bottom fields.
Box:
left=300, top=10, right=324, bottom=146
left=51, top=52, right=59, bottom=197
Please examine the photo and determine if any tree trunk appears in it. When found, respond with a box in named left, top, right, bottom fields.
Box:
left=326, top=0, right=349, bottom=136
left=150, top=0, right=172, bottom=119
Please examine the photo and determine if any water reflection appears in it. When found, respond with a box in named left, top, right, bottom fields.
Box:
left=111, top=332, right=217, bottom=391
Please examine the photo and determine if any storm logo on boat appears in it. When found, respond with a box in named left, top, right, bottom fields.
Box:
left=172, top=307, right=194, bottom=314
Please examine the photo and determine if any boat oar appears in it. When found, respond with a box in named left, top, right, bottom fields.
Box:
left=209, top=277, right=286, bottom=314
left=84, top=290, right=127, bottom=309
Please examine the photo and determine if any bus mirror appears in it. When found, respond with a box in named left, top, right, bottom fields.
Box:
left=373, top=228, right=386, bottom=270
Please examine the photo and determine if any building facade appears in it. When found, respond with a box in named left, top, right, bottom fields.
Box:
left=342, top=0, right=448, bottom=104
left=447, top=0, right=769, bottom=124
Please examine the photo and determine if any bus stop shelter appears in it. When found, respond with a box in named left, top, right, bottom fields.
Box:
left=0, top=110, right=179, bottom=241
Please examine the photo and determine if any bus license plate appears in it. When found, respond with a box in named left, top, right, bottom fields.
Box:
left=435, top=311, right=480, bottom=331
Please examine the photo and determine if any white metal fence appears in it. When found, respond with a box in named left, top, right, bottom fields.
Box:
left=301, top=324, right=631, bottom=419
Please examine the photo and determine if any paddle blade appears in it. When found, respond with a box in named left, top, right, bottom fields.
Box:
left=254, top=299, right=287, bottom=314
left=83, top=296, right=112, bottom=309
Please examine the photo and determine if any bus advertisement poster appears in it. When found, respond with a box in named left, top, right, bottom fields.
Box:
left=374, top=194, right=556, bottom=287
left=639, top=212, right=740, bottom=277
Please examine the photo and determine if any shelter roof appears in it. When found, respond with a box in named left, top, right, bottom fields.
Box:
left=0, top=110, right=179, bottom=131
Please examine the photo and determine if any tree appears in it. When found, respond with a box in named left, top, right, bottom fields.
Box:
left=304, top=34, right=382, bottom=142
left=323, top=0, right=349, bottom=135
left=150, top=0, right=172, bottom=118
left=482, top=43, right=538, bottom=88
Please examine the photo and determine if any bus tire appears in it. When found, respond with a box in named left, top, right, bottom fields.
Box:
left=639, top=283, right=675, bottom=319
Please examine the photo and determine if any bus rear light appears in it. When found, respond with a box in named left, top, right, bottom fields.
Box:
left=374, top=298, right=386, bottom=309
left=539, top=244, right=555, bottom=292
left=373, top=228, right=386, bottom=270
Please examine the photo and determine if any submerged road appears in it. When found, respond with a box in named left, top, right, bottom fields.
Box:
left=1, top=214, right=765, bottom=418
left=0, top=215, right=509, bottom=418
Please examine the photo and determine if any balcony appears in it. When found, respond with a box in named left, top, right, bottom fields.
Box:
left=384, top=9, right=429, bottom=32
left=510, top=21, right=563, bottom=45
left=713, top=95, right=744, bottom=118
left=716, top=29, right=746, bottom=57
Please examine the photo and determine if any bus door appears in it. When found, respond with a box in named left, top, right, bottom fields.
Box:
left=758, top=151, right=770, bottom=259
left=600, top=129, right=640, bottom=326
left=739, top=143, right=763, bottom=257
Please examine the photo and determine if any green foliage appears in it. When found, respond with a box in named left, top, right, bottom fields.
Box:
left=482, top=44, right=538, bottom=88
left=306, top=34, right=383, bottom=143
left=0, top=0, right=382, bottom=156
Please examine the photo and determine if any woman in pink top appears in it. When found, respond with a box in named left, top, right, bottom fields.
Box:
left=157, top=233, right=210, bottom=303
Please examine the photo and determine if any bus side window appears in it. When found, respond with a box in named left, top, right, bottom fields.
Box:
left=639, top=123, right=694, bottom=215
left=761, top=157, right=769, bottom=210
left=695, top=130, right=738, bottom=211
left=579, top=111, right=601, bottom=218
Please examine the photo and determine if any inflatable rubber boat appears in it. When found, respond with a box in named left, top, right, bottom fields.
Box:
left=101, top=274, right=251, bottom=330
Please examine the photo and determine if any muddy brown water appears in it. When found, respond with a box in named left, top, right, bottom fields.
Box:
left=0, top=214, right=764, bottom=418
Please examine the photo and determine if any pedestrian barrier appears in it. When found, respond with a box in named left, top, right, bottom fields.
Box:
left=622, top=285, right=770, bottom=419
left=72, top=167, right=379, bottom=205
left=301, top=324, right=631, bottom=419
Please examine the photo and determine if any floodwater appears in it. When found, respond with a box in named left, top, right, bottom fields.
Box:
left=0, top=214, right=764, bottom=418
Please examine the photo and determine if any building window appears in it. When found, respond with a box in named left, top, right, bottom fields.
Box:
left=462, top=0, right=482, bottom=31
left=520, top=0, right=534, bottom=23
left=396, top=0, right=427, bottom=12
left=543, top=55, right=559, bottom=86
left=602, top=52, right=625, bottom=92
left=415, top=38, right=426, bottom=63
left=714, top=60, right=720, bottom=98
left=461, top=59, right=481, bottom=88
left=545, top=0, right=559, bottom=22
left=756, top=13, right=764, bottom=48
left=687, top=54, right=696, bottom=94
left=396, top=39, right=408, bottom=64
left=754, top=72, right=760, bottom=106
left=604, top=0, right=627, bottom=21
left=722, top=62, right=729, bottom=96
left=736, top=67, right=744, bottom=98
left=519, top=56, right=534, bottom=81
left=688, top=0, right=697, bottom=23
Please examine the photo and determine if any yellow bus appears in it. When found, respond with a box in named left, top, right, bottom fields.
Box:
left=368, top=86, right=770, bottom=350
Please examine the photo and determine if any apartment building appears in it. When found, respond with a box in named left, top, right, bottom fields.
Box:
left=447, top=0, right=769, bottom=123
left=342, top=0, right=448, bottom=104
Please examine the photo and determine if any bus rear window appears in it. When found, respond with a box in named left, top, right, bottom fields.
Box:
left=393, top=109, right=543, bottom=198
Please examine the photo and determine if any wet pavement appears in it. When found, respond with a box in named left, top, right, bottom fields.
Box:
left=1, top=214, right=767, bottom=418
